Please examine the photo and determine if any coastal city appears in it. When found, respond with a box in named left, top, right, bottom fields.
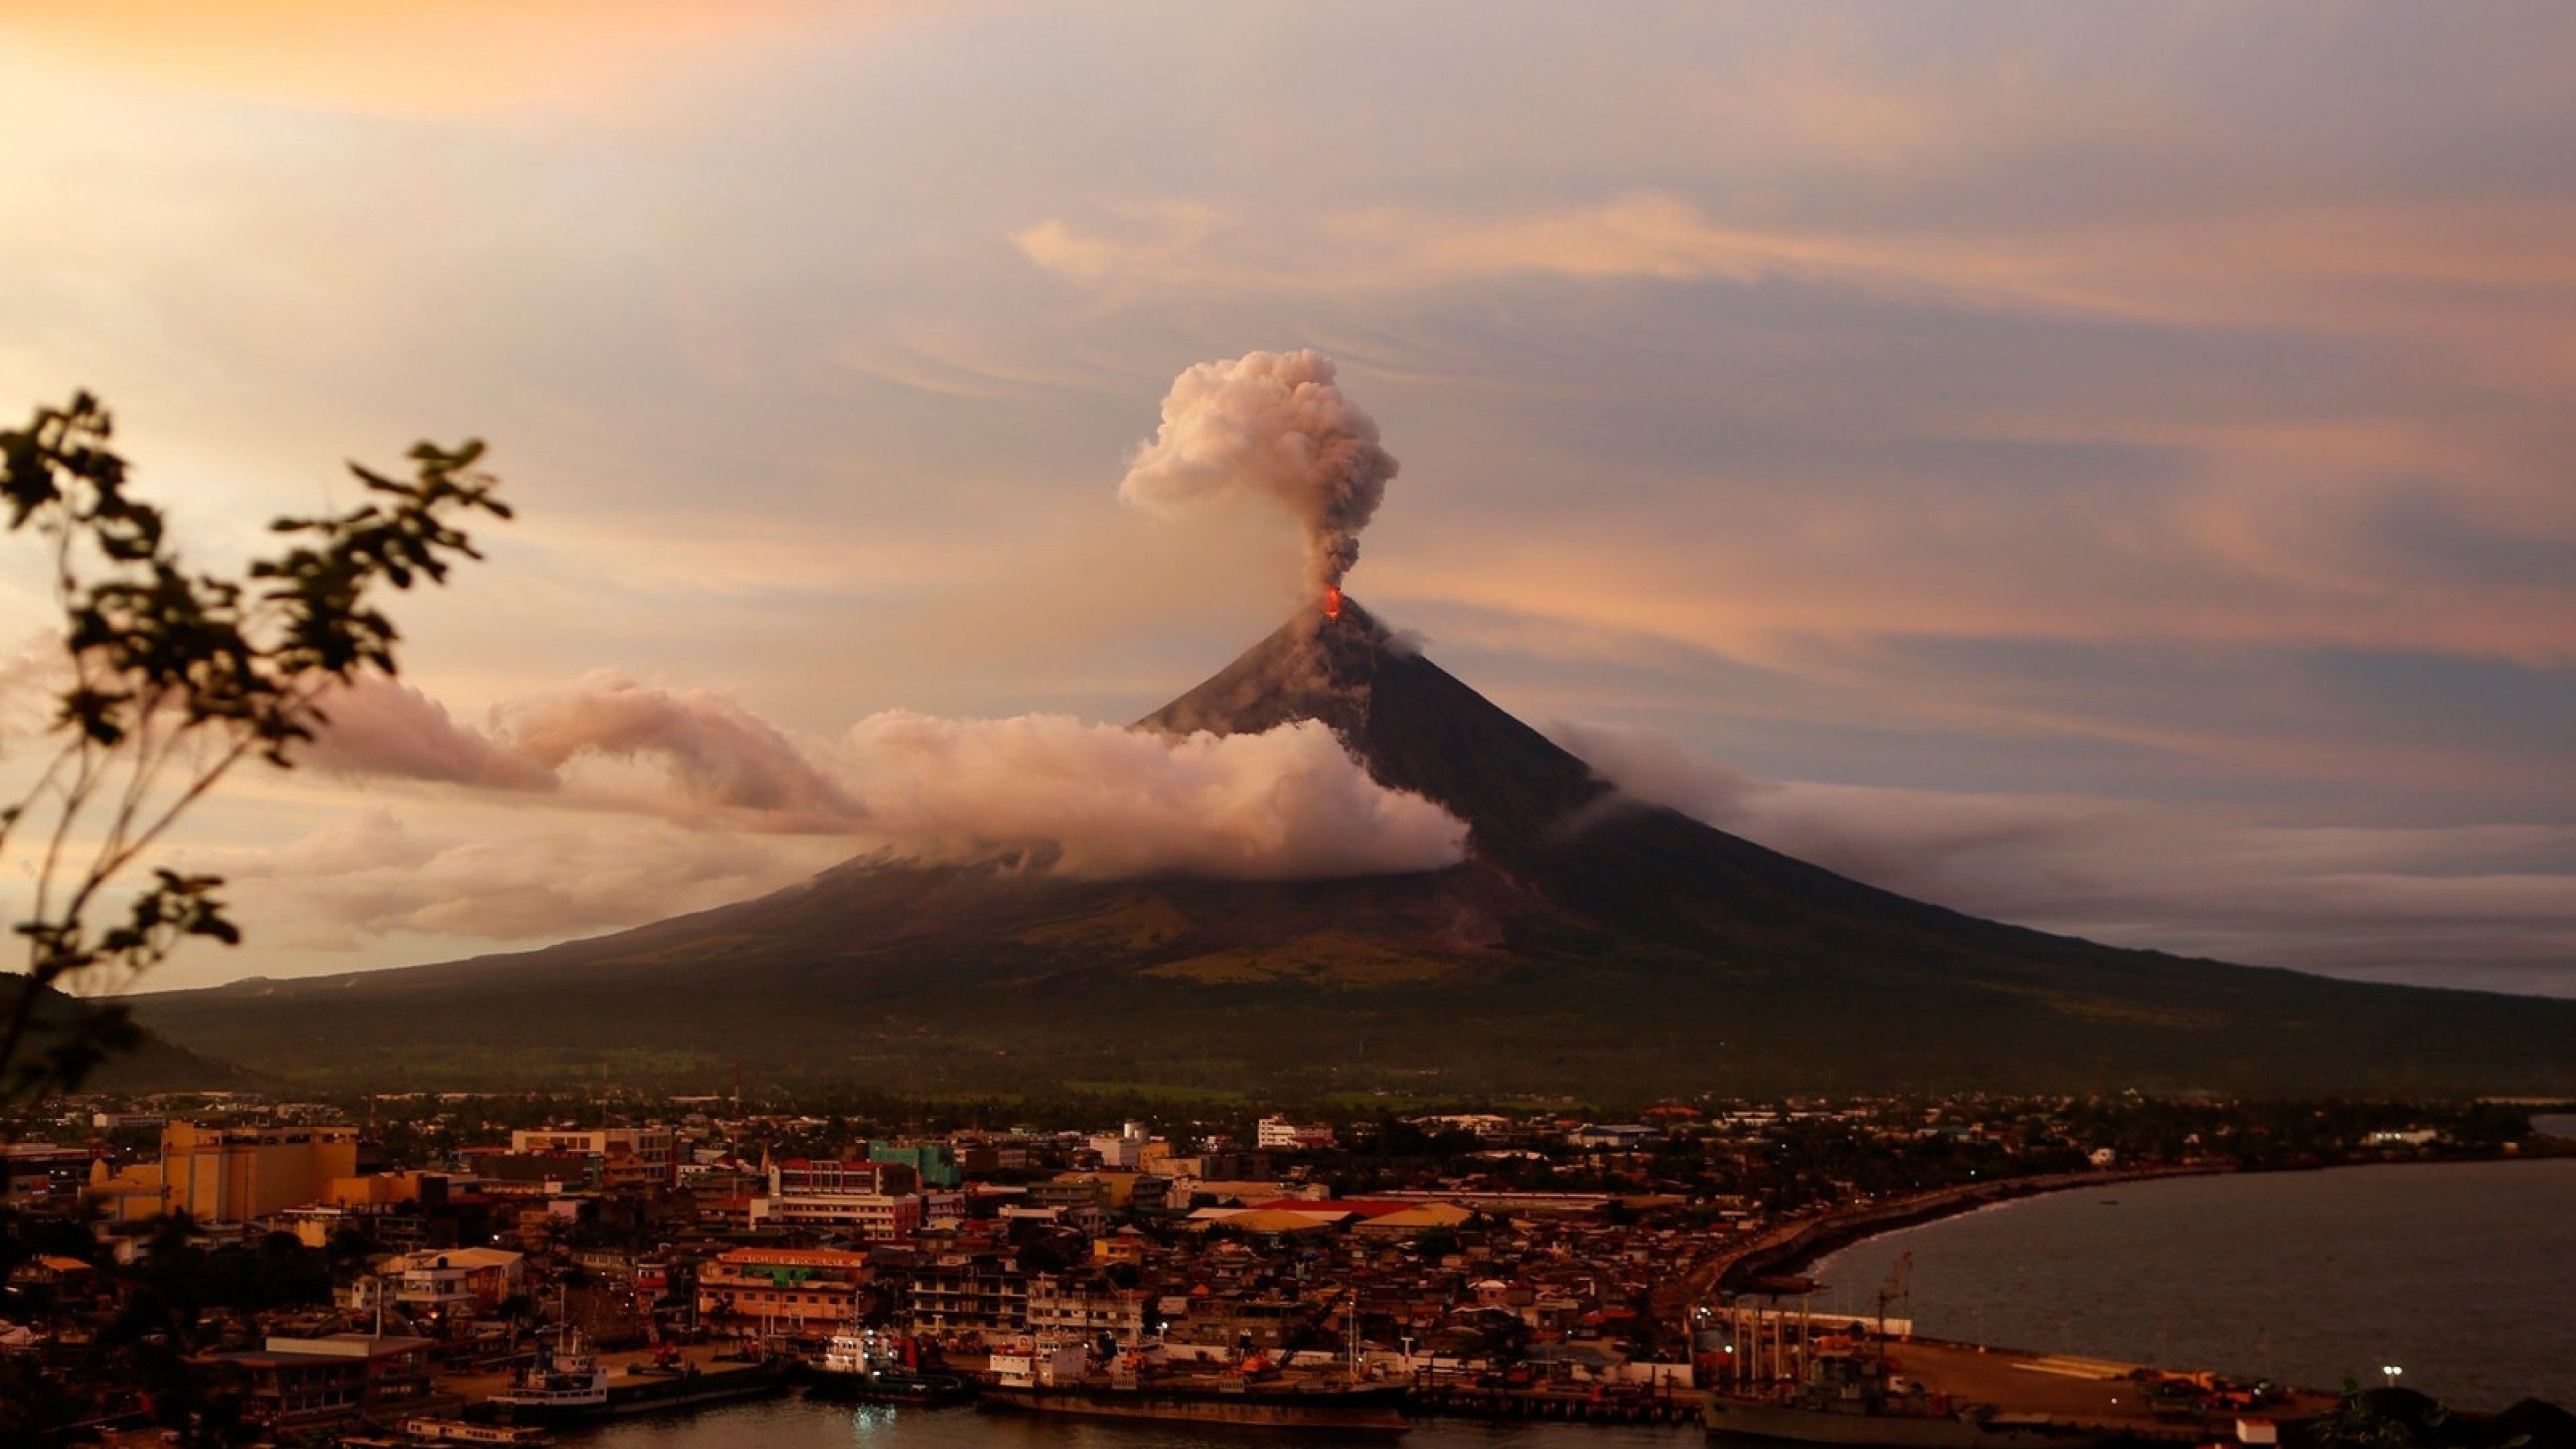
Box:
left=0, top=1090, right=2563, bottom=1444
left=8, top=4, right=2576, bottom=1448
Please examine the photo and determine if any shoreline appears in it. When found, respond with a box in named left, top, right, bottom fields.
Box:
left=1711, top=1149, right=2563, bottom=1298
left=1713, top=1164, right=2226, bottom=1297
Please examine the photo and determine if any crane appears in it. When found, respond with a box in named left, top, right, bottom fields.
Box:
left=1872, top=1250, right=1914, bottom=1384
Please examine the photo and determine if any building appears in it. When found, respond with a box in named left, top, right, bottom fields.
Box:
left=1564, top=1124, right=1658, bottom=1149
left=380, top=1246, right=525, bottom=1333
left=750, top=1189, right=922, bottom=1238
left=89, top=1122, right=359, bottom=1224
left=1167, top=1295, right=1311, bottom=1352
left=1086, top=1121, right=1156, bottom=1169
left=90, top=1111, right=168, bottom=1132
left=1, top=1142, right=97, bottom=1203
left=195, top=1334, right=433, bottom=1432
left=747, top=1159, right=925, bottom=1237
left=1256, top=1116, right=1336, bottom=1151
left=867, top=1141, right=962, bottom=1190
left=1026, top=1274, right=1152, bottom=1350
left=695, top=1247, right=871, bottom=1332
left=1412, top=1113, right=1515, bottom=1138
left=508, top=1127, right=679, bottom=1185
left=775, top=1158, right=917, bottom=1195
left=908, top=1251, right=1028, bottom=1334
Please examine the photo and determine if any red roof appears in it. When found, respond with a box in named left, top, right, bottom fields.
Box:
left=1246, top=1199, right=1417, bottom=1219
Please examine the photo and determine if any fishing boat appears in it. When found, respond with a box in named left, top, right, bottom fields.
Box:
left=802, top=1328, right=975, bottom=1405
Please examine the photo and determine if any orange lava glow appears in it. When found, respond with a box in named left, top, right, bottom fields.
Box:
left=1324, top=586, right=1344, bottom=620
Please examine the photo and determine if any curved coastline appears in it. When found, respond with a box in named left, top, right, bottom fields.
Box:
left=1714, top=1165, right=2226, bottom=1296
left=1714, top=1148, right=2570, bottom=1299
left=1772, top=1155, right=2576, bottom=1413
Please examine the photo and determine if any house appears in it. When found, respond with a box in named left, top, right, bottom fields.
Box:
left=696, top=1247, right=872, bottom=1332
left=380, top=1246, right=526, bottom=1332
left=193, top=1334, right=433, bottom=1432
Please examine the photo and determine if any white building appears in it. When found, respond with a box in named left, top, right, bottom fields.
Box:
left=1025, top=1276, right=1152, bottom=1350
left=509, top=1126, right=678, bottom=1184
left=748, top=1190, right=923, bottom=1238
left=1256, top=1116, right=1335, bottom=1150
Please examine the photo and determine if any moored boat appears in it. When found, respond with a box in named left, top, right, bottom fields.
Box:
left=485, top=1334, right=788, bottom=1425
left=802, top=1329, right=975, bottom=1405
left=485, top=1334, right=609, bottom=1421
left=981, top=1344, right=1406, bottom=1432
left=404, top=1417, right=555, bottom=1446
left=982, top=1379, right=1411, bottom=1432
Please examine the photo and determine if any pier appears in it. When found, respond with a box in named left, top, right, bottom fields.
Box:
left=1407, top=1379, right=1701, bottom=1424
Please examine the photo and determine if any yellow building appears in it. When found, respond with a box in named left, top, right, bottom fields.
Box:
left=87, top=1122, right=358, bottom=1225
left=696, top=1247, right=871, bottom=1331
left=327, top=1172, right=430, bottom=1208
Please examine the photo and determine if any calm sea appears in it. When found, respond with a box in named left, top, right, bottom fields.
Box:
left=1815, top=1159, right=2576, bottom=1411
left=571, top=1397, right=1691, bottom=1449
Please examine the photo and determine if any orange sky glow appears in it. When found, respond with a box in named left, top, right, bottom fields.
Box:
left=2, top=2, right=2572, bottom=996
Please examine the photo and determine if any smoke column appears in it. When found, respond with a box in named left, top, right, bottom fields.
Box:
left=1118, top=350, right=1398, bottom=597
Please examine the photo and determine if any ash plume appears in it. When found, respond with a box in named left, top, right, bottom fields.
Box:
left=1118, top=349, right=1398, bottom=596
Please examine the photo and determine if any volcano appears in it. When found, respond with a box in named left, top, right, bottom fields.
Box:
left=129, top=598, right=2576, bottom=1097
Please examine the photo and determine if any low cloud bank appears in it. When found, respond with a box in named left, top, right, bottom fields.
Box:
left=303, top=673, right=1465, bottom=883
left=1555, top=720, right=2576, bottom=996
left=212, top=810, right=826, bottom=948
left=840, top=711, right=1462, bottom=879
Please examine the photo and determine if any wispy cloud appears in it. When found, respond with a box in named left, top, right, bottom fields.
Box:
left=1557, top=721, right=2576, bottom=996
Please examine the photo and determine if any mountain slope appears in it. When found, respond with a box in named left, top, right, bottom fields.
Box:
left=1, top=978, right=266, bottom=1093
left=127, top=598, right=2576, bottom=1097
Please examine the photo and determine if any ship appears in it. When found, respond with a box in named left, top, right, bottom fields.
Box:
left=484, top=1334, right=609, bottom=1421
left=484, top=1332, right=788, bottom=1424
left=982, top=1379, right=1412, bottom=1432
left=980, top=1344, right=1408, bottom=1432
left=801, top=1328, right=975, bottom=1405
left=402, top=1417, right=555, bottom=1446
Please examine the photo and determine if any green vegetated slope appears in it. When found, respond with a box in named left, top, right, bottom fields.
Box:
left=129, top=600, right=2576, bottom=1099
left=1, top=978, right=266, bottom=1093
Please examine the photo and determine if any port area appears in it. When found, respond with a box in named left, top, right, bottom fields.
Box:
left=1408, top=1379, right=1704, bottom=1424
left=1723, top=1335, right=2342, bottom=1442
left=432, top=1340, right=751, bottom=1407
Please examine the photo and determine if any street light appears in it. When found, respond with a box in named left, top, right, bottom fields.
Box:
left=2381, top=1365, right=2404, bottom=1387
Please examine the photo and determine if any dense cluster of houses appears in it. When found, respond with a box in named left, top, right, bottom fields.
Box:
left=0, top=1088, right=2496, bottom=1436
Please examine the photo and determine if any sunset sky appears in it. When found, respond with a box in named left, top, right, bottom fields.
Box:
left=3, top=3, right=2571, bottom=996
